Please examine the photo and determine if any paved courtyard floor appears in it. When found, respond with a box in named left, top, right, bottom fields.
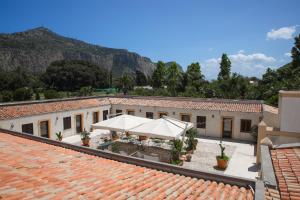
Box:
left=183, top=138, right=259, bottom=180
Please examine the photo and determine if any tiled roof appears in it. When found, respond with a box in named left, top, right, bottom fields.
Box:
left=0, top=98, right=110, bottom=120
left=109, top=97, right=263, bottom=113
left=0, top=132, right=254, bottom=199
left=270, top=147, right=300, bottom=200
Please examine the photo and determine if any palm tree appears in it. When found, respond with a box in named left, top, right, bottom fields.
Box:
left=119, top=73, right=133, bottom=95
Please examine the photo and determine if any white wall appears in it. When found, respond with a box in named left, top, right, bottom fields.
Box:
left=279, top=96, right=300, bottom=133
left=0, top=105, right=111, bottom=139
left=110, top=104, right=261, bottom=141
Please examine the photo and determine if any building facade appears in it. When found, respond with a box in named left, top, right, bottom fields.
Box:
left=0, top=96, right=273, bottom=142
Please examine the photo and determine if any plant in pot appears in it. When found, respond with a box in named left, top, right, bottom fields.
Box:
left=185, top=128, right=198, bottom=154
left=216, top=142, right=229, bottom=169
left=55, top=131, right=63, bottom=141
left=171, top=139, right=183, bottom=165
left=80, top=129, right=91, bottom=146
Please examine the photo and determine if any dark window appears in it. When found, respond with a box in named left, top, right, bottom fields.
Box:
left=146, top=112, right=153, bottom=119
left=116, top=109, right=122, bottom=116
left=93, top=112, right=99, bottom=123
left=103, top=110, right=108, bottom=120
left=197, top=116, right=206, bottom=129
left=158, top=112, right=168, bottom=118
left=40, top=121, right=49, bottom=138
left=63, top=117, right=71, bottom=130
left=22, top=123, right=33, bottom=135
left=181, top=114, right=190, bottom=122
left=127, top=110, right=135, bottom=116
left=240, top=119, right=251, bottom=132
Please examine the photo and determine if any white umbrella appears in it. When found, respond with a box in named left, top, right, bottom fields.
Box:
left=91, top=114, right=153, bottom=132
left=128, top=116, right=193, bottom=140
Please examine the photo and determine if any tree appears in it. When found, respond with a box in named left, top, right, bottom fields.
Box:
left=79, top=86, right=93, bottom=96
left=13, top=87, right=33, bottom=101
left=118, top=73, right=134, bottom=95
left=291, top=34, right=300, bottom=70
left=135, top=70, right=148, bottom=86
left=186, top=62, right=205, bottom=94
left=218, top=54, right=231, bottom=80
left=166, top=62, right=181, bottom=96
left=44, top=89, right=60, bottom=99
left=151, top=61, right=166, bottom=88
left=43, top=60, right=109, bottom=91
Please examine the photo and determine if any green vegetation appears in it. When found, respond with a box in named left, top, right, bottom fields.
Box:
left=1, top=34, right=299, bottom=105
left=217, top=142, right=229, bottom=161
left=55, top=132, right=63, bottom=141
left=185, top=128, right=198, bottom=151
left=171, top=139, right=183, bottom=165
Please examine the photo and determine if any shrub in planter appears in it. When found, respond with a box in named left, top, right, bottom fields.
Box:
left=185, top=128, right=198, bottom=152
left=80, top=129, right=91, bottom=146
left=55, top=131, right=63, bottom=141
left=216, top=142, right=229, bottom=169
left=171, top=139, right=183, bottom=165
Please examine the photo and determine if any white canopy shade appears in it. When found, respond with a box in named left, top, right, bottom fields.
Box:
left=128, top=116, right=193, bottom=140
left=91, top=114, right=153, bottom=132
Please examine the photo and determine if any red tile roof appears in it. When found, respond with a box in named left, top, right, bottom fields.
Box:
left=270, top=147, right=300, bottom=200
left=0, top=132, right=254, bottom=199
left=109, top=97, right=263, bottom=113
left=0, top=98, right=110, bottom=120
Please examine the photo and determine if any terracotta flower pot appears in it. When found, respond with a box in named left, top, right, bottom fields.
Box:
left=216, top=158, right=228, bottom=169
left=82, top=138, right=90, bottom=147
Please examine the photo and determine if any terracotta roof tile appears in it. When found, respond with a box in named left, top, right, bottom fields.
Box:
left=0, top=132, right=254, bottom=199
left=109, top=97, right=262, bottom=113
left=0, top=98, right=110, bottom=120
left=271, top=147, right=300, bottom=200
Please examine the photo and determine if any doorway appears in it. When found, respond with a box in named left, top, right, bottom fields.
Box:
left=222, top=117, right=233, bottom=138
left=75, top=114, right=83, bottom=133
left=40, top=120, right=49, bottom=138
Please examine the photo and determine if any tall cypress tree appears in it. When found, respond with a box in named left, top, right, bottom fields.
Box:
left=151, top=61, right=166, bottom=88
left=218, top=54, right=231, bottom=80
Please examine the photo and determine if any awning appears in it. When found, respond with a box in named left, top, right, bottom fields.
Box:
left=91, top=114, right=153, bottom=132
left=128, top=116, right=193, bottom=140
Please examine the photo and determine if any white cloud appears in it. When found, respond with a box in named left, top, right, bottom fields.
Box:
left=284, top=52, right=292, bottom=57
left=238, top=49, right=245, bottom=54
left=267, top=26, right=298, bottom=40
left=202, top=52, right=276, bottom=79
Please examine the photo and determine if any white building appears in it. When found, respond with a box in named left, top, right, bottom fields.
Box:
left=0, top=96, right=279, bottom=141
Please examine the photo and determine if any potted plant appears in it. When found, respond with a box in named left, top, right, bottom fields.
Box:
left=185, top=128, right=198, bottom=154
left=216, top=142, right=229, bottom=169
left=80, top=129, right=91, bottom=146
left=171, top=139, right=183, bottom=165
left=55, top=131, right=63, bottom=141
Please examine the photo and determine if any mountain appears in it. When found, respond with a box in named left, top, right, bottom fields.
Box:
left=0, top=27, right=156, bottom=77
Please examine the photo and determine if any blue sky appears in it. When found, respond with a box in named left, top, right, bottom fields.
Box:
left=0, top=0, right=299, bottom=79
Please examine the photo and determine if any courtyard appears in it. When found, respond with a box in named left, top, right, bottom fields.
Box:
left=183, top=138, right=259, bottom=180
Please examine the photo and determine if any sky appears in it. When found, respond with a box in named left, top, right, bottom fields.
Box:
left=0, top=0, right=299, bottom=79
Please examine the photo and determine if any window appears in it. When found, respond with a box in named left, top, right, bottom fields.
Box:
left=93, top=112, right=99, bottom=123
left=181, top=114, right=190, bottom=122
left=146, top=112, right=153, bottom=119
left=240, top=119, right=251, bottom=132
left=197, top=116, right=206, bottom=129
left=116, top=109, right=122, bottom=116
left=63, top=117, right=71, bottom=130
left=158, top=112, right=168, bottom=118
left=127, top=110, right=135, bottom=116
left=22, top=123, right=33, bottom=135
left=103, top=110, right=108, bottom=120
left=40, top=120, right=49, bottom=138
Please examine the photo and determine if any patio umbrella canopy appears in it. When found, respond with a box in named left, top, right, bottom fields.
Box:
left=128, top=117, right=194, bottom=140
left=92, top=114, right=153, bottom=132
